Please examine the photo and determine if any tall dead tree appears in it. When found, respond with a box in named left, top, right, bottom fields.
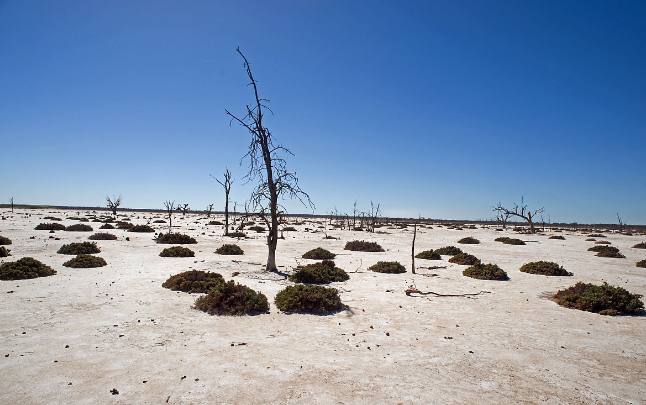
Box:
left=9, top=197, right=14, bottom=213
left=225, top=48, right=312, bottom=272
left=177, top=203, right=189, bottom=215
left=617, top=213, right=624, bottom=233
left=494, top=204, right=511, bottom=229
left=492, top=197, right=544, bottom=234
left=212, top=168, right=233, bottom=236
left=352, top=200, right=358, bottom=228
left=368, top=201, right=381, bottom=233
left=206, top=203, right=214, bottom=218
left=163, top=200, right=175, bottom=233
left=106, top=195, right=122, bottom=216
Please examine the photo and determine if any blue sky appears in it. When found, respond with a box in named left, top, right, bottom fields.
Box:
left=1, top=1, right=644, bottom=224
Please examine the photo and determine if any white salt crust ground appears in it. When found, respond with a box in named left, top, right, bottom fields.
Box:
left=1, top=209, right=645, bottom=404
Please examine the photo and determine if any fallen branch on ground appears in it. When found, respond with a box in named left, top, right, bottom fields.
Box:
left=405, top=284, right=491, bottom=297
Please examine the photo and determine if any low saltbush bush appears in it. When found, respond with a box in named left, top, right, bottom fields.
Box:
left=0, top=246, right=11, bottom=257
left=0, top=236, right=12, bottom=245
left=155, top=233, right=197, bottom=244
left=162, top=270, right=224, bottom=293
left=495, top=237, right=525, bottom=245
left=57, top=242, right=101, bottom=255
left=207, top=220, right=223, bottom=225
left=215, top=244, right=244, bottom=255
left=160, top=246, right=195, bottom=257
left=302, top=247, right=335, bottom=260
left=35, top=223, right=66, bottom=231
left=116, top=222, right=134, bottom=230
left=227, top=232, right=246, bottom=238
left=520, top=261, right=572, bottom=276
left=588, top=234, right=606, bottom=238
left=369, top=261, right=406, bottom=274
left=0, top=257, right=57, bottom=280
left=248, top=226, right=265, bottom=233
left=458, top=237, right=480, bottom=244
left=549, top=235, right=566, bottom=240
left=128, top=224, right=155, bottom=233
left=463, top=263, right=508, bottom=280
left=344, top=240, right=384, bottom=252
left=415, top=250, right=441, bottom=260
left=88, top=233, right=117, bottom=240
left=289, top=260, right=349, bottom=284
left=553, top=282, right=644, bottom=315
left=100, top=223, right=115, bottom=230
left=632, top=242, right=646, bottom=249
left=448, top=253, right=481, bottom=265
left=636, top=260, right=646, bottom=268
left=434, top=246, right=462, bottom=256
left=65, top=224, right=93, bottom=232
left=153, top=219, right=167, bottom=223
left=588, top=245, right=625, bottom=258
left=63, top=254, right=107, bottom=268
left=194, top=281, right=269, bottom=315
left=274, top=285, right=345, bottom=313
left=594, top=240, right=611, bottom=245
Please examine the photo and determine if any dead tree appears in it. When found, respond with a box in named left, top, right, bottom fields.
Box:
left=206, top=204, right=214, bottom=218
left=492, top=197, right=544, bottom=234
left=212, top=169, right=233, bottom=236
left=226, top=48, right=313, bottom=272
left=9, top=197, right=14, bottom=213
left=352, top=200, right=358, bottom=228
left=106, top=195, right=122, bottom=216
left=494, top=206, right=511, bottom=229
left=368, top=202, right=381, bottom=233
left=617, top=213, right=624, bottom=233
left=177, top=203, right=189, bottom=215
left=163, top=200, right=175, bottom=233
left=411, top=217, right=419, bottom=274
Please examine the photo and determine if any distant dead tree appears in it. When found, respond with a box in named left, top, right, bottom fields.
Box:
left=352, top=200, right=358, bottom=228
left=163, top=200, right=175, bottom=233
left=177, top=203, right=189, bottom=215
left=411, top=216, right=419, bottom=274
left=9, top=197, right=14, bottom=213
left=617, top=213, right=624, bottom=233
left=225, top=48, right=313, bottom=272
left=368, top=201, right=381, bottom=233
left=494, top=204, right=511, bottom=229
left=106, top=195, right=122, bottom=216
left=206, top=203, right=214, bottom=218
left=212, top=168, right=233, bottom=236
left=492, top=196, right=544, bottom=234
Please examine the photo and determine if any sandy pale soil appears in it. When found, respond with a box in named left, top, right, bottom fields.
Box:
left=1, top=209, right=645, bottom=404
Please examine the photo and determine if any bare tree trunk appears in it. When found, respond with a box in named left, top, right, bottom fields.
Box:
left=10, top=197, right=14, bottom=213
left=411, top=221, right=417, bottom=274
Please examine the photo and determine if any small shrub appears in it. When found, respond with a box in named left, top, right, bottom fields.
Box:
left=594, top=240, right=611, bottom=245
left=88, top=233, right=118, bottom=241
left=495, top=236, right=525, bottom=245
left=344, top=240, right=384, bottom=252
left=227, top=232, right=246, bottom=238
left=66, top=224, right=93, bottom=232
left=632, top=242, right=646, bottom=249
left=463, top=263, right=508, bottom=280
left=282, top=226, right=297, bottom=232
left=248, top=226, right=265, bottom=233
left=369, top=261, right=406, bottom=274
left=100, top=223, right=115, bottom=230
left=553, top=282, right=644, bottom=315
left=520, top=261, right=572, bottom=276
left=129, top=224, right=155, bottom=233
left=585, top=238, right=596, bottom=241
left=63, top=254, right=107, bottom=268
left=57, top=242, right=101, bottom=255
left=215, top=244, right=244, bottom=255
left=35, top=223, right=66, bottom=231
left=434, top=246, right=462, bottom=256
left=194, top=281, right=269, bottom=315
left=415, top=250, right=441, bottom=260
left=207, top=220, right=223, bottom=225
left=274, top=285, right=345, bottom=313
left=153, top=219, right=167, bottom=223
left=102, top=218, right=115, bottom=223
left=0, top=236, right=12, bottom=245
left=0, top=257, right=57, bottom=280
left=302, top=247, right=335, bottom=260
left=448, top=253, right=481, bottom=265
left=588, top=245, right=619, bottom=253
left=43, top=216, right=62, bottom=221
left=289, top=260, right=349, bottom=284
left=549, top=235, right=565, bottom=240
left=160, top=246, right=195, bottom=257
left=495, top=237, right=511, bottom=243
left=636, top=260, right=646, bottom=268
left=458, top=237, right=480, bottom=244
left=155, top=233, right=197, bottom=244
left=116, top=222, right=134, bottom=230
left=597, top=250, right=626, bottom=258
left=588, top=234, right=605, bottom=237
left=0, top=246, right=11, bottom=257
left=162, top=270, right=224, bottom=293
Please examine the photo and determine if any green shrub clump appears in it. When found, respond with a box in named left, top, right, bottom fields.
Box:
left=128, top=224, right=155, bottom=233
left=116, top=222, right=134, bottom=230
left=632, top=242, right=646, bottom=249
left=215, top=244, right=244, bottom=255
left=520, top=261, right=572, bottom=276
left=0, top=246, right=11, bottom=257
left=100, top=223, right=115, bottom=230
left=88, top=233, right=118, bottom=240
left=369, top=261, right=406, bottom=274
left=63, top=254, right=108, bottom=268
left=463, top=263, right=509, bottom=280
left=415, top=250, right=441, bottom=260
left=248, top=225, right=266, bottom=232
left=549, top=235, right=566, bottom=240
left=289, top=260, right=349, bottom=284
left=0, top=257, right=57, bottom=280
left=160, top=246, right=195, bottom=257
left=495, top=237, right=525, bottom=245
left=57, top=242, right=101, bottom=255
left=155, top=233, right=197, bottom=244
left=274, top=285, right=345, bottom=313
left=194, top=281, right=269, bottom=315
left=65, top=224, right=93, bottom=232
left=553, top=282, right=644, bottom=315
left=153, top=219, right=167, bottom=223
left=35, top=223, right=66, bottom=231
left=344, top=240, right=384, bottom=252
left=0, top=236, right=12, bottom=245
left=207, top=220, right=223, bottom=225
left=162, top=270, right=224, bottom=293
left=636, top=260, right=646, bottom=268
left=588, top=245, right=625, bottom=258
left=302, top=247, right=336, bottom=260
left=227, top=232, right=246, bottom=238
left=458, top=237, right=480, bottom=244
left=434, top=246, right=462, bottom=256
left=448, top=253, right=481, bottom=265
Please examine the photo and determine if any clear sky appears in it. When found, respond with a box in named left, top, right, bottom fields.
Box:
left=1, top=0, right=645, bottom=224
